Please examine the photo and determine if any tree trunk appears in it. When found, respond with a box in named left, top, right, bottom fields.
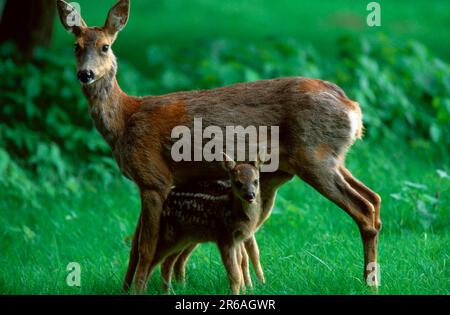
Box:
left=0, top=0, right=56, bottom=58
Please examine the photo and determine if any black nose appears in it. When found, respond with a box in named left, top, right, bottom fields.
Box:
left=77, top=70, right=95, bottom=83
left=244, top=192, right=256, bottom=202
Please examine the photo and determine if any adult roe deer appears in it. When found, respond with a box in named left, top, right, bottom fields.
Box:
left=56, top=0, right=382, bottom=292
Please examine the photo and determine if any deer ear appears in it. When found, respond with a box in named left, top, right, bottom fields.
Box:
left=104, top=0, right=130, bottom=36
left=56, top=0, right=86, bottom=35
left=254, top=149, right=266, bottom=169
left=221, top=152, right=236, bottom=172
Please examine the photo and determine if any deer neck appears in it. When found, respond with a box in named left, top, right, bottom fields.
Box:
left=81, top=59, right=139, bottom=148
left=240, top=194, right=262, bottom=226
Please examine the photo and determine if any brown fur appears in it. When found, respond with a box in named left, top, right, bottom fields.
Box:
left=57, top=0, right=382, bottom=293
left=314, top=143, right=332, bottom=161
left=299, top=78, right=359, bottom=110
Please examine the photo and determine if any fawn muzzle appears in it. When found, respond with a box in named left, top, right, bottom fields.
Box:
left=244, top=192, right=256, bottom=203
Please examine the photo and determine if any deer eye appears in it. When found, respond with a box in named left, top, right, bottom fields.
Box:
left=74, top=43, right=81, bottom=53
left=102, top=44, right=109, bottom=53
left=253, top=180, right=258, bottom=186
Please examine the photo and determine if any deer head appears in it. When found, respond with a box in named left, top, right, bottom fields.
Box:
left=56, top=0, right=130, bottom=85
left=221, top=153, right=264, bottom=204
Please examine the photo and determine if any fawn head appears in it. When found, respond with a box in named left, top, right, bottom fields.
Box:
left=221, top=153, right=263, bottom=204
left=56, top=0, right=130, bottom=85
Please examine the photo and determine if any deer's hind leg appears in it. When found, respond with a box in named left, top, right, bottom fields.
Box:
left=173, top=244, right=197, bottom=287
left=339, top=166, right=382, bottom=231
left=290, top=149, right=380, bottom=287
left=338, top=166, right=381, bottom=287
left=161, top=252, right=182, bottom=293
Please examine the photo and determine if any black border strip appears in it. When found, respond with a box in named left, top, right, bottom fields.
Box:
left=0, top=295, right=446, bottom=313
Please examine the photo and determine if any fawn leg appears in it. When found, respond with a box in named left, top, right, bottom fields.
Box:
left=240, top=243, right=253, bottom=290
left=219, top=242, right=241, bottom=295
left=161, top=253, right=181, bottom=294
left=244, top=236, right=265, bottom=283
left=235, top=244, right=247, bottom=293
left=292, top=158, right=380, bottom=287
left=122, top=212, right=141, bottom=292
left=173, top=244, right=197, bottom=286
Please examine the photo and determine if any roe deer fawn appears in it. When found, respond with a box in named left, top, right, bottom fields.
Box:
left=165, top=169, right=294, bottom=288
left=145, top=153, right=264, bottom=294
left=56, top=0, right=382, bottom=292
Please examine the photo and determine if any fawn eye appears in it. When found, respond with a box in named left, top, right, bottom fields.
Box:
left=253, top=180, right=258, bottom=186
left=74, top=43, right=81, bottom=53
left=234, top=181, right=243, bottom=189
left=102, top=45, right=109, bottom=53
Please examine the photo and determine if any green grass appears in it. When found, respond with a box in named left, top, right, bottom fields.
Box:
left=0, top=138, right=448, bottom=294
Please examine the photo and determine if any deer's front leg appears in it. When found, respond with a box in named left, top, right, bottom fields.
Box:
left=219, top=242, right=241, bottom=295
left=235, top=244, right=246, bottom=293
left=123, top=212, right=141, bottom=292
left=239, top=243, right=253, bottom=291
left=244, top=236, right=265, bottom=283
left=134, top=189, right=168, bottom=293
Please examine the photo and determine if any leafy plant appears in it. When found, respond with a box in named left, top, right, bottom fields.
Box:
left=0, top=35, right=449, bottom=187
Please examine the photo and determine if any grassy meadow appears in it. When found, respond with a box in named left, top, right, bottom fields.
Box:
left=0, top=0, right=449, bottom=294
left=0, top=139, right=448, bottom=294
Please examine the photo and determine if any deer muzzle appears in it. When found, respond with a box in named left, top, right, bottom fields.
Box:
left=77, top=70, right=95, bottom=84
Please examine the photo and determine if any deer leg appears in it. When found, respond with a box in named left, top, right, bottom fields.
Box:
left=161, top=253, right=181, bottom=294
left=235, top=244, right=246, bottom=293
left=141, top=261, right=158, bottom=294
left=133, top=189, right=165, bottom=293
left=173, top=244, right=197, bottom=287
left=219, top=242, right=241, bottom=295
left=240, top=243, right=253, bottom=291
left=122, top=212, right=141, bottom=292
left=338, top=166, right=381, bottom=287
left=292, top=160, right=380, bottom=287
left=339, top=166, right=382, bottom=231
left=244, top=236, right=265, bottom=283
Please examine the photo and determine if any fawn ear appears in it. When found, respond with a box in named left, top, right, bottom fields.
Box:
left=221, top=152, right=236, bottom=172
left=253, top=149, right=266, bottom=169
left=104, top=0, right=130, bottom=37
left=56, top=0, right=86, bottom=35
